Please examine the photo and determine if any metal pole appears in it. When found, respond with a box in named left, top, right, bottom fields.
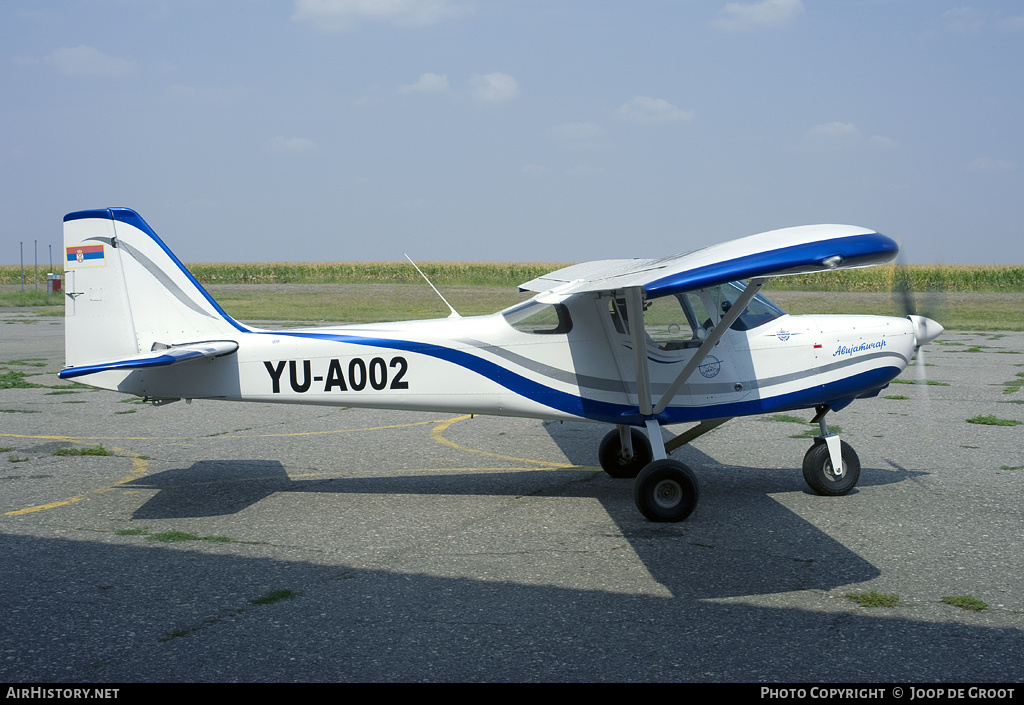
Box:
left=35, top=239, right=38, bottom=290
left=20, top=241, right=24, bottom=292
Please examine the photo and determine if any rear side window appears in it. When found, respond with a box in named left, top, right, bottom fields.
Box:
left=502, top=301, right=573, bottom=334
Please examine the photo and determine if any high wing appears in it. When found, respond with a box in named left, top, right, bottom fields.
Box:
left=58, top=341, right=238, bottom=380
left=518, top=224, right=900, bottom=478
left=519, top=224, right=898, bottom=297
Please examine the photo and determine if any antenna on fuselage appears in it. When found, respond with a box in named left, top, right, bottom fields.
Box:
left=404, top=254, right=461, bottom=318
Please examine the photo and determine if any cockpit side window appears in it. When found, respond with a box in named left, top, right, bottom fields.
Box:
left=686, top=292, right=716, bottom=331
left=502, top=300, right=573, bottom=334
left=604, top=282, right=786, bottom=347
left=642, top=295, right=705, bottom=349
left=608, top=294, right=706, bottom=350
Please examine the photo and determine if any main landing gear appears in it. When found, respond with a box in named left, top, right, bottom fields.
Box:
left=599, top=407, right=861, bottom=522
left=633, top=459, right=699, bottom=522
left=598, top=426, right=652, bottom=479
left=599, top=422, right=700, bottom=522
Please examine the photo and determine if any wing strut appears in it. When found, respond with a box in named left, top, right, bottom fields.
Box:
left=652, top=277, right=768, bottom=415
left=621, top=278, right=767, bottom=462
left=618, top=277, right=768, bottom=465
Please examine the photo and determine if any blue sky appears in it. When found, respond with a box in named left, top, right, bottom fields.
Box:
left=2, top=1, right=1022, bottom=265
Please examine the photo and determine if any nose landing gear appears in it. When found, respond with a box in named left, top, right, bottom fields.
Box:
left=803, top=405, right=860, bottom=496
left=802, top=438, right=861, bottom=496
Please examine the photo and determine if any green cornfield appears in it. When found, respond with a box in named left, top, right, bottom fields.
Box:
left=766, top=264, right=1024, bottom=293
left=2, top=261, right=1024, bottom=292
left=0, top=262, right=562, bottom=288
left=182, top=261, right=565, bottom=287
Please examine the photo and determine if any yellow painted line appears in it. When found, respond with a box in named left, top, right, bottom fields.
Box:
left=0, top=416, right=450, bottom=514
left=0, top=419, right=446, bottom=442
left=6, top=496, right=88, bottom=515
left=238, top=419, right=446, bottom=438
left=430, top=415, right=573, bottom=469
left=4, top=415, right=578, bottom=516
left=4, top=446, right=149, bottom=516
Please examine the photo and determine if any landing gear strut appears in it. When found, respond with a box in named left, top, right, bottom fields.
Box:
left=597, top=403, right=862, bottom=520
left=599, top=418, right=721, bottom=521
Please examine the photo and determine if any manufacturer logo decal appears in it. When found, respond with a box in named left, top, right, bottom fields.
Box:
left=698, top=355, right=721, bottom=378
left=833, top=340, right=887, bottom=357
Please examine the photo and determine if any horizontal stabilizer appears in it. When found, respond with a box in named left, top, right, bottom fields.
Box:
left=58, top=341, right=238, bottom=380
left=520, top=224, right=898, bottom=298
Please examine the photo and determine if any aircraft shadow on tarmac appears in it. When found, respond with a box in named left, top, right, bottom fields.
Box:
left=123, top=422, right=930, bottom=601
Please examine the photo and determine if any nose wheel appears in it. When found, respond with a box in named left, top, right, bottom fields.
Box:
left=802, top=438, right=860, bottom=496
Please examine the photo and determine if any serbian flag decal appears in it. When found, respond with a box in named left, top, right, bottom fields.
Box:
left=66, top=244, right=105, bottom=268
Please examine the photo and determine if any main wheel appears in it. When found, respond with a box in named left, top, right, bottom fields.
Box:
left=802, top=440, right=860, bottom=496
left=633, top=459, right=699, bottom=522
left=598, top=427, right=652, bottom=479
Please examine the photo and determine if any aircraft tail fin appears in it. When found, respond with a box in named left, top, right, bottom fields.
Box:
left=62, top=208, right=245, bottom=374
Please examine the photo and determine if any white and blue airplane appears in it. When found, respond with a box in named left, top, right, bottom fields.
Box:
left=59, top=208, right=943, bottom=522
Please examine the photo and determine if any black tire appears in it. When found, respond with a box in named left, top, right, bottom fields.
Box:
left=802, top=440, right=860, bottom=496
left=598, top=427, right=653, bottom=479
left=633, top=459, right=700, bottom=522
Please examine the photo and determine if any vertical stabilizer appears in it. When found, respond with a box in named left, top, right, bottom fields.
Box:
left=63, top=208, right=244, bottom=370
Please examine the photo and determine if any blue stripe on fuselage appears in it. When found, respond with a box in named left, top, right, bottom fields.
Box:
left=265, top=330, right=898, bottom=425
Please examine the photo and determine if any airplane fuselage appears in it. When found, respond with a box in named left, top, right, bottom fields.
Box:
left=82, top=291, right=916, bottom=427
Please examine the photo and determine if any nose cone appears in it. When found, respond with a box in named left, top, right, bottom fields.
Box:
left=908, top=315, right=943, bottom=346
